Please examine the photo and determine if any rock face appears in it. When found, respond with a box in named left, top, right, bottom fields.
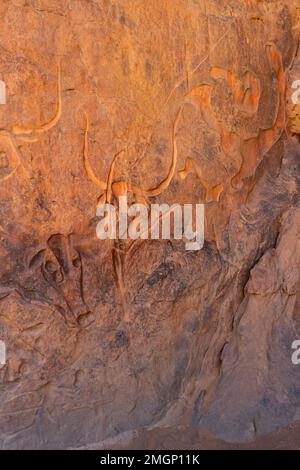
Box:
left=0, top=0, right=300, bottom=449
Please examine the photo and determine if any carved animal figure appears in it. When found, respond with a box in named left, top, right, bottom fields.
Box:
left=83, top=104, right=184, bottom=321
left=0, top=233, right=94, bottom=328
left=29, top=234, right=94, bottom=327
left=184, top=43, right=286, bottom=191
left=0, top=64, right=62, bottom=182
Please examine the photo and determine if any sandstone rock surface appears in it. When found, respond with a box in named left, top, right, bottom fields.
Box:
left=0, top=0, right=300, bottom=449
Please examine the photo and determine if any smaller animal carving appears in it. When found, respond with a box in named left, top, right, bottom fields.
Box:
left=29, top=234, right=94, bottom=328
left=0, top=63, right=62, bottom=182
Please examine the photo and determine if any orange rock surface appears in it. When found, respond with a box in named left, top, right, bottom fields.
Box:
left=0, top=0, right=300, bottom=449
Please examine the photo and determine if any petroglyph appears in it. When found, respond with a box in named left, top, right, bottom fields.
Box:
left=187, top=43, right=287, bottom=191
left=0, top=64, right=62, bottom=183
left=0, top=0, right=299, bottom=450
left=29, top=234, right=94, bottom=328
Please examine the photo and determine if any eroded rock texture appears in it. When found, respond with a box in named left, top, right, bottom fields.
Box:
left=0, top=0, right=300, bottom=449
